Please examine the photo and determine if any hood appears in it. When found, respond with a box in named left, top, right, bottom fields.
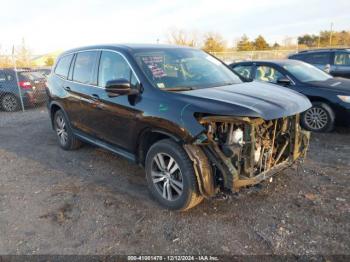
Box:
left=178, top=81, right=311, bottom=120
left=307, top=77, right=350, bottom=93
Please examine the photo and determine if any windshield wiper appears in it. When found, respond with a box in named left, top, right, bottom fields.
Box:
left=163, top=87, right=194, bottom=91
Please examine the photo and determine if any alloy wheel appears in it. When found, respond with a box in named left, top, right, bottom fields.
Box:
left=151, top=153, right=183, bottom=201
left=2, top=95, right=18, bottom=112
left=304, top=107, right=328, bottom=130
left=55, top=115, right=68, bottom=146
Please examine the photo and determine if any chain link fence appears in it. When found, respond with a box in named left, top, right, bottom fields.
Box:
left=210, top=49, right=298, bottom=64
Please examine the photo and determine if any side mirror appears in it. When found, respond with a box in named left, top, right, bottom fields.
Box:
left=277, top=77, right=291, bottom=86
left=105, top=79, right=139, bottom=97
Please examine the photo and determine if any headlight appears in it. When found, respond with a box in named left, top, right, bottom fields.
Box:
left=337, top=95, right=350, bottom=103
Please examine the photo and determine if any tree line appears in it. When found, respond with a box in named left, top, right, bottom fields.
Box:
left=0, top=39, right=54, bottom=68
left=1, top=29, right=349, bottom=68
left=167, top=29, right=350, bottom=52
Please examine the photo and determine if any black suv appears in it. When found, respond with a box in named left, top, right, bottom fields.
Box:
left=47, top=44, right=311, bottom=210
left=288, top=48, right=350, bottom=78
left=0, top=68, right=47, bottom=111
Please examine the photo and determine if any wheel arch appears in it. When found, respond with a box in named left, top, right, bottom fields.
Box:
left=136, top=128, right=182, bottom=166
left=49, top=101, right=70, bottom=129
left=307, top=96, right=333, bottom=106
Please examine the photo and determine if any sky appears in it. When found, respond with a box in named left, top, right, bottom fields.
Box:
left=1, top=0, right=349, bottom=54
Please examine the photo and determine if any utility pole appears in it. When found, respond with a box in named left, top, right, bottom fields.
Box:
left=329, top=22, right=333, bottom=47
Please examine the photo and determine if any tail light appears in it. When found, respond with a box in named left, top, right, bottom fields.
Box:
left=18, top=81, right=32, bottom=89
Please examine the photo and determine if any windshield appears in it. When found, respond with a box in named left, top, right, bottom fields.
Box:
left=283, top=62, right=332, bottom=83
left=133, top=48, right=241, bottom=90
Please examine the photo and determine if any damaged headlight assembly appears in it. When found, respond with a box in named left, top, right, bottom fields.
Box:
left=184, top=114, right=310, bottom=198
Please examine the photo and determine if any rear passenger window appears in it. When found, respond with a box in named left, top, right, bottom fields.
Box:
left=73, top=51, right=98, bottom=85
left=55, top=54, right=73, bottom=78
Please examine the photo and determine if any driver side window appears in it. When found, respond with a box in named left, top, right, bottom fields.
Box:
left=255, top=65, right=285, bottom=84
left=98, top=51, right=135, bottom=87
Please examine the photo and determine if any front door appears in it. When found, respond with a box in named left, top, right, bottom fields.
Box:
left=90, top=50, right=141, bottom=151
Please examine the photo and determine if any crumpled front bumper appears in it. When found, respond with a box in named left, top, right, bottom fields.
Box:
left=184, top=116, right=311, bottom=198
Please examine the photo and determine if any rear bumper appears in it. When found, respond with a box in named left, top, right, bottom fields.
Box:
left=22, top=90, right=47, bottom=106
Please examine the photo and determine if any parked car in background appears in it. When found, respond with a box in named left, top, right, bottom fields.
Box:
left=47, top=44, right=310, bottom=210
left=0, top=69, right=47, bottom=112
left=288, top=48, right=350, bottom=78
left=229, top=60, right=350, bottom=132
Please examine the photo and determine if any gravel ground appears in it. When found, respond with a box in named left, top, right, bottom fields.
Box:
left=0, top=108, right=349, bottom=256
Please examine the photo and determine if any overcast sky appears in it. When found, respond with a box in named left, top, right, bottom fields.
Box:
left=1, top=0, right=349, bottom=54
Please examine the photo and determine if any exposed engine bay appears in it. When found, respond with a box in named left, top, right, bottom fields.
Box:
left=184, top=114, right=310, bottom=198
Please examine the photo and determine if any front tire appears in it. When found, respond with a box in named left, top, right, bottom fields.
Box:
left=145, top=139, right=203, bottom=211
left=53, top=110, right=82, bottom=150
left=301, top=102, right=335, bottom=132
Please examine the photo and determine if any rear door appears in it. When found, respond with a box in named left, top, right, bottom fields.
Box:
left=52, top=53, right=81, bottom=127
left=69, top=51, right=100, bottom=135
left=333, top=51, right=350, bottom=78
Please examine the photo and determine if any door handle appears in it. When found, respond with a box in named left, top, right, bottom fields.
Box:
left=63, top=86, right=71, bottom=91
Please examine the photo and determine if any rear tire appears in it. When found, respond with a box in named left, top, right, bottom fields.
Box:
left=145, top=139, right=203, bottom=211
left=53, top=110, right=82, bottom=150
left=301, top=102, right=335, bottom=132
left=1, top=94, right=20, bottom=112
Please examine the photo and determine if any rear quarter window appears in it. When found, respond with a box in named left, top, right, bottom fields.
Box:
left=54, top=54, right=74, bottom=78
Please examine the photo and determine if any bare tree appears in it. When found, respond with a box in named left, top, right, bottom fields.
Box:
left=0, top=45, right=12, bottom=68
left=166, top=28, right=199, bottom=47
left=15, top=38, right=33, bottom=68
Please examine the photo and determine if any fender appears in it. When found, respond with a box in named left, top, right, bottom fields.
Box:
left=48, top=101, right=71, bottom=130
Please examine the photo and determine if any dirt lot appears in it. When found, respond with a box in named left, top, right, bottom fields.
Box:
left=0, top=108, right=349, bottom=256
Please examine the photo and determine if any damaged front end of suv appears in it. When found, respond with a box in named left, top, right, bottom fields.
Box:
left=184, top=114, right=310, bottom=198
